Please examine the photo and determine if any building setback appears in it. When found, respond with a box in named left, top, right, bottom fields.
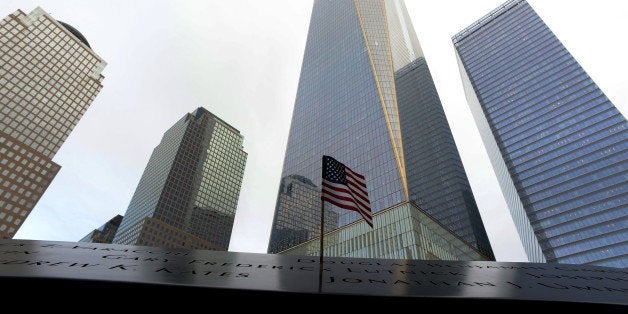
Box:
left=453, top=0, right=627, bottom=267
left=0, top=7, right=106, bottom=238
left=268, top=0, right=494, bottom=260
left=113, top=108, right=247, bottom=251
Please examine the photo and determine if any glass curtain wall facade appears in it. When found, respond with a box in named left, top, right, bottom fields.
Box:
left=0, top=7, right=106, bottom=238
left=453, top=0, right=627, bottom=267
left=268, top=0, right=493, bottom=260
left=113, top=108, right=247, bottom=251
left=79, top=214, right=123, bottom=244
left=283, top=202, right=485, bottom=260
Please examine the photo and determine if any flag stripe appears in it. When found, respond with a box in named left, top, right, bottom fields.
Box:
left=322, top=181, right=372, bottom=218
left=322, top=156, right=373, bottom=228
left=345, top=166, right=365, bottom=181
left=323, top=181, right=370, bottom=213
left=346, top=170, right=367, bottom=188
left=323, top=181, right=370, bottom=211
left=323, top=194, right=373, bottom=227
left=321, top=193, right=372, bottom=224
left=321, top=193, right=371, bottom=223
left=346, top=175, right=368, bottom=194
left=321, top=182, right=370, bottom=214
left=346, top=180, right=369, bottom=202
left=349, top=188, right=371, bottom=211
left=322, top=196, right=373, bottom=226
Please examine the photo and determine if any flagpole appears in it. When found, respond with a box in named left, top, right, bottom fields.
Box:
left=318, top=195, right=324, bottom=294
left=318, top=155, right=372, bottom=293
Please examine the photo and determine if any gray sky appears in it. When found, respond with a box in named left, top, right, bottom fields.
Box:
left=3, top=0, right=626, bottom=261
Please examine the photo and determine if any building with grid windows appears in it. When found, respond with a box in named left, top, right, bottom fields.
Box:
left=268, top=0, right=493, bottom=261
left=0, top=7, right=106, bottom=238
left=453, top=0, right=627, bottom=267
left=79, top=214, right=123, bottom=244
left=112, top=108, right=247, bottom=251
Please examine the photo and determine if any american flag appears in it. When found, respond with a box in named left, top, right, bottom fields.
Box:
left=321, top=155, right=373, bottom=228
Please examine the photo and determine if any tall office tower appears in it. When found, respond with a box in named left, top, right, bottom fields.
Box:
left=268, top=0, right=494, bottom=260
left=113, top=108, right=247, bottom=251
left=453, top=0, right=627, bottom=267
left=79, top=214, right=123, bottom=244
left=0, top=7, right=106, bottom=239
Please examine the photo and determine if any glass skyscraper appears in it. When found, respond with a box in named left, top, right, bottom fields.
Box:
left=113, top=108, right=247, bottom=250
left=453, top=0, right=627, bottom=267
left=0, top=7, right=106, bottom=239
left=79, top=214, right=123, bottom=244
left=268, top=0, right=493, bottom=260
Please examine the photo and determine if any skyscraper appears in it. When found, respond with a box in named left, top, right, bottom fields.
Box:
left=0, top=7, right=106, bottom=239
left=113, top=108, right=247, bottom=251
left=268, top=0, right=493, bottom=260
left=79, top=214, right=123, bottom=244
left=453, top=0, right=627, bottom=267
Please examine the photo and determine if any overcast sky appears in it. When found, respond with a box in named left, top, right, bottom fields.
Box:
left=2, top=0, right=626, bottom=261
